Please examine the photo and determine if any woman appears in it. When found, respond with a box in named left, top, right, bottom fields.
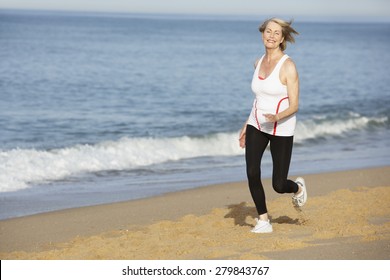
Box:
left=239, top=18, right=307, bottom=233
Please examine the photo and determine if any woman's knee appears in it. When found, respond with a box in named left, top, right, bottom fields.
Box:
left=272, top=178, right=287, bottom=193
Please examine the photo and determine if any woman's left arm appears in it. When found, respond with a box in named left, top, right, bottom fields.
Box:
left=264, top=58, right=299, bottom=122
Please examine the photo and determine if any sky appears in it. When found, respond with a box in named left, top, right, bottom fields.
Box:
left=1, top=0, right=389, bottom=21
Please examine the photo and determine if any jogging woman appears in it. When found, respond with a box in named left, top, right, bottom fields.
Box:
left=239, top=18, right=307, bottom=233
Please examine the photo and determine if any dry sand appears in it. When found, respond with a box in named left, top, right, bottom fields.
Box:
left=0, top=166, right=389, bottom=260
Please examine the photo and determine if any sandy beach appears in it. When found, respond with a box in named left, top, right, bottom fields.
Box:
left=0, top=166, right=389, bottom=260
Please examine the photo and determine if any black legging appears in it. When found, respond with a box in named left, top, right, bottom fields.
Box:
left=245, top=125, right=299, bottom=215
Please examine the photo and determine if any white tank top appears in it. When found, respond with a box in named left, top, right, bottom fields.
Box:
left=247, top=54, right=296, bottom=136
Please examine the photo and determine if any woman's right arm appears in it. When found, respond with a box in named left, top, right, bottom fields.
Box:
left=240, top=59, right=258, bottom=148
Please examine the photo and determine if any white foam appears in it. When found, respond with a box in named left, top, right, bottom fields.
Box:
left=0, top=133, right=243, bottom=192
left=0, top=113, right=386, bottom=193
left=295, top=114, right=387, bottom=142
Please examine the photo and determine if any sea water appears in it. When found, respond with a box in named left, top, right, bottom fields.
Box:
left=0, top=10, right=389, bottom=219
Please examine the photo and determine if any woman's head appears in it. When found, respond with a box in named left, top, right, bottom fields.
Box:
left=259, top=18, right=298, bottom=51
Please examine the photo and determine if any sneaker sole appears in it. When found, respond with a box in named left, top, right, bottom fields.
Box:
left=251, top=227, right=273, bottom=233
left=293, top=177, right=307, bottom=207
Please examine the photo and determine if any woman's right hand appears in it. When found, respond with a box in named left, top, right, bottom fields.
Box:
left=239, top=124, right=247, bottom=148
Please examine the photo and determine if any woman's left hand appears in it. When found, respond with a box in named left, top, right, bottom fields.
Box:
left=263, top=114, right=279, bottom=123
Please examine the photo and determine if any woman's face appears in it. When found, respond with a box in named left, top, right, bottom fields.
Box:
left=262, top=21, right=284, bottom=50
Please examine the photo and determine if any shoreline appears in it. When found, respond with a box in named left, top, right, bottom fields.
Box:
left=0, top=166, right=389, bottom=259
left=1, top=162, right=388, bottom=221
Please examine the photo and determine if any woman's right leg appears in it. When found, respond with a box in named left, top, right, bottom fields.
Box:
left=245, top=125, right=269, bottom=215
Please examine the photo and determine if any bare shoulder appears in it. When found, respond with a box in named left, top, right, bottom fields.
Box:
left=282, top=57, right=298, bottom=78
left=280, top=57, right=299, bottom=85
left=283, top=58, right=297, bottom=71
left=254, top=58, right=260, bottom=69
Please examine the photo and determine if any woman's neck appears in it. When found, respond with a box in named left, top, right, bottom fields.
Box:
left=264, top=48, right=284, bottom=63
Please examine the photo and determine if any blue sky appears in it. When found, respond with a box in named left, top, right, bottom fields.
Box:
left=1, top=0, right=389, bottom=20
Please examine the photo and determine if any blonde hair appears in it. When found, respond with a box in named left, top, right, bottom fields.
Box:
left=259, top=18, right=299, bottom=51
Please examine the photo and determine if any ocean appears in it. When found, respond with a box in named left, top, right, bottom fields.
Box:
left=0, top=10, right=389, bottom=220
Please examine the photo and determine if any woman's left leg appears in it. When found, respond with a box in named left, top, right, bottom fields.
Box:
left=269, top=135, right=299, bottom=194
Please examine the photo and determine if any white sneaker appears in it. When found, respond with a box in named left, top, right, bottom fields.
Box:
left=251, top=218, right=273, bottom=233
left=292, top=177, right=307, bottom=207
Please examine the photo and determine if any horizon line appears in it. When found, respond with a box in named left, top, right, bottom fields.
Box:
left=1, top=8, right=389, bottom=23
